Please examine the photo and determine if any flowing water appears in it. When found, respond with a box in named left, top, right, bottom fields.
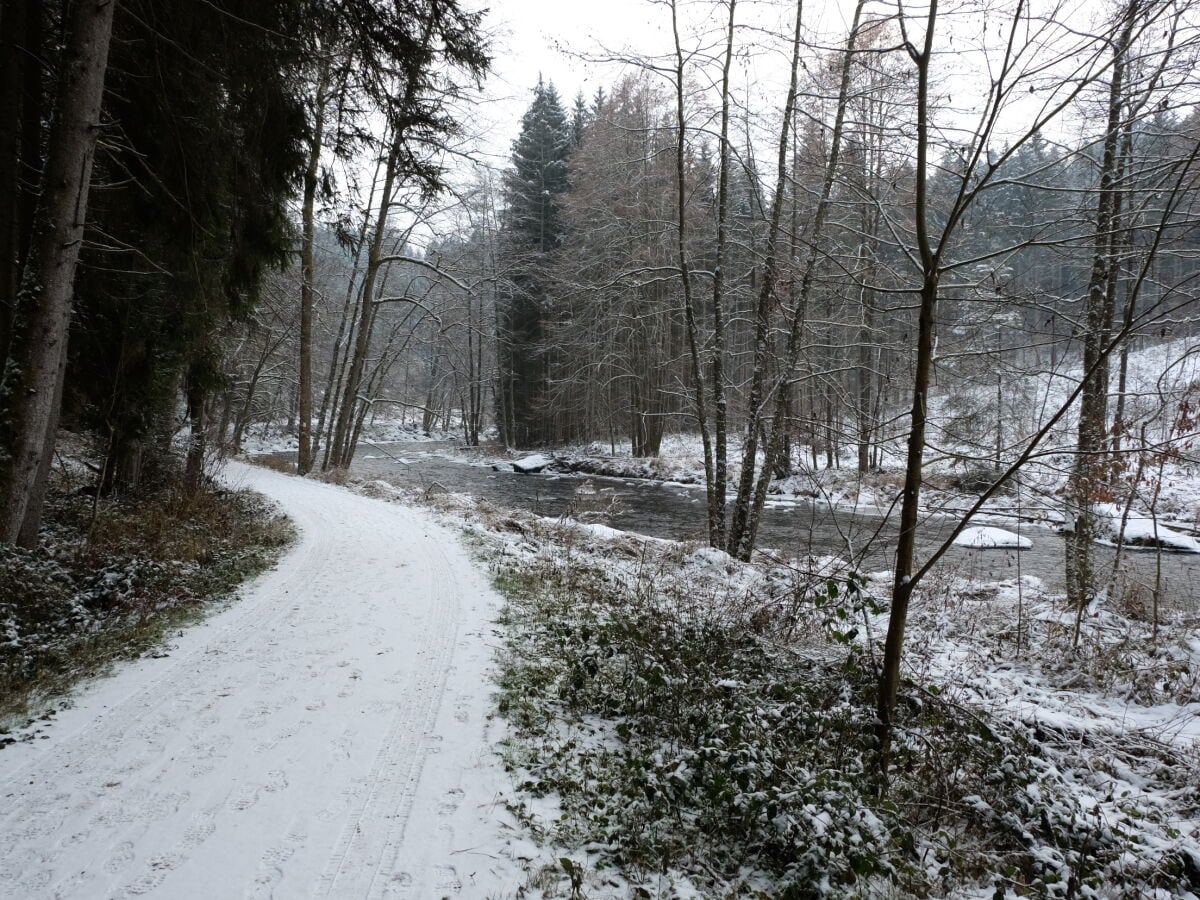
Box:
left=290, top=441, right=1200, bottom=611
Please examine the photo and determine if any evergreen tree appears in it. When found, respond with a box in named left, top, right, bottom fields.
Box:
left=68, top=0, right=308, bottom=495
left=506, top=79, right=571, bottom=252
left=571, top=91, right=589, bottom=148
left=497, top=79, right=571, bottom=447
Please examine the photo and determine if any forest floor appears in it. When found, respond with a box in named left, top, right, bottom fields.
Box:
left=7, top=443, right=1193, bottom=896
left=0, top=462, right=526, bottom=899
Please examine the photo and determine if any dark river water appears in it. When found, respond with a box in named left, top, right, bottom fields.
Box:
left=293, top=441, right=1200, bottom=612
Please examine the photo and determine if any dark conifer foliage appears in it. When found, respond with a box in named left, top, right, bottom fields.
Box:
left=0, top=0, right=489, bottom=543
left=71, top=0, right=308, bottom=495
left=496, top=79, right=572, bottom=447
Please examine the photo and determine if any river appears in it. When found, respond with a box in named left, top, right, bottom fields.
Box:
left=294, top=441, right=1200, bottom=612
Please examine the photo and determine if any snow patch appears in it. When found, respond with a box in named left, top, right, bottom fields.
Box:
left=952, top=526, right=1032, bottom=549
left=510, top=454, right=552, bottom=474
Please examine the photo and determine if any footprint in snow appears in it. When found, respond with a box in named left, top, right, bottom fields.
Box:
left=103, top=840, right=135, bottom=874
left=435, top=865, right=463, bottom=892
left=437, top=788, right=464, bottom=817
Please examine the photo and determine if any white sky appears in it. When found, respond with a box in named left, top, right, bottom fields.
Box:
left=461, top=0, right=1127, bottom=171
left=464, top=0, right=673, bottom=169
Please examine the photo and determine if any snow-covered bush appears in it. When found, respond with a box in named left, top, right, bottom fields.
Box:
left=0, top=546, right=93, bottom=683
left=490, top=541, right=1174, bottom=897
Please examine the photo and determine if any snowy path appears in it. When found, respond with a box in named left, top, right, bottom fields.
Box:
left=0, top=463, right=522, bottom=899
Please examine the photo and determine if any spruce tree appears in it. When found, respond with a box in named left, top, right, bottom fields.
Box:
left=497, top=79, right=571, bottom=446
left=570, top=91, right=589, bottom=148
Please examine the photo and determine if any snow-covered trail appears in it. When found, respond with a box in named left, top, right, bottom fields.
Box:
left=0, top=462, right=522, bottom=899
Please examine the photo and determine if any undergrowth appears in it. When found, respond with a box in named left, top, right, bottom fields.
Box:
left=0, top=481, right=294, bottom=726
left=490, top=537, right=1196, bottom=898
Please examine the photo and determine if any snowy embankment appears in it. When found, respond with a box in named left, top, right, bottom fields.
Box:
left=379, top=477, right=1200, bottom=896
left=0, top=463, right=523, bottom=899
left=537, top=337, right=1200, bottom=531
left=952, top=525, right=1033, bottom=549
left=239, top=417, right=462, bottom=456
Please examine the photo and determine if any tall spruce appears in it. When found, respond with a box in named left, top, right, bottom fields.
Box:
left=497, top=79, right=571, bottom=447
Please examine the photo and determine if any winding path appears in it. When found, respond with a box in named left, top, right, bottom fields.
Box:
left=0, top=462, right=521, bottom=899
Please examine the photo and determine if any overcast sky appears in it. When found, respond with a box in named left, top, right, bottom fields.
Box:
left=464, top=0, right=671, bottom=169
left=394, top=0, right=1191, bottom=249
left=463, top=0, right=927, bottom=169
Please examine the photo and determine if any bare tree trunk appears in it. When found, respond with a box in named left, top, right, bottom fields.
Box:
left=184, top=369, right=207, bottom=495
left=329, top=143, right=399, bottom=468
left=669, top=0, right=719, bottom=545
left=730, top=0, right=865, bottom=559
left=298, top=62, right=331, bottom=475
left=856, top=264, right=877, bottom=473
left=314, top=159, right=379, bottom=468
left=1066, top=5, right=1135, bottom=617
left=710, top=0, right=737, bottom=548
left=1110, top=121, right=1138, bottom=457
left=672, top=0, right=715, bottom=542
left=726, top=0, right=805, bottom=558
left=0, top=0, right=116, bottom=546
left=877, top=0, right=937, bottom=751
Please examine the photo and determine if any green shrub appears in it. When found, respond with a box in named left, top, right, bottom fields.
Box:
left=493, top=548, right=1148, bottom=897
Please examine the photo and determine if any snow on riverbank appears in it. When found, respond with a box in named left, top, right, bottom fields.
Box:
left=534, top=337, right=1200, bottom=531
left=374, top=476, right=1199, bottom=896
left=239, top=416, right=464, bottom=456
left=0, top=462, right=525, bottom=899
left=952, top=525, right=1033, bottom=549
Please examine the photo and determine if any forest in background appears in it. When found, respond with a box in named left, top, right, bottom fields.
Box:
left=0, top=0, right=488, bottom=538
left=210, top=0, right=1200, bottom=731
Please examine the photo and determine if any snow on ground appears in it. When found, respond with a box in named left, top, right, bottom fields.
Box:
left=952, top=525, right=1033, bottom=549
left=510, top=454, right=552, bottom=473
left=239, top=417, right=463, bottom=456
left=0, top=462, right=524, bottom=899
left=539, top=337, right=1200, bottom=531
left=410, top=481, right=1200, bottom=893
left=1095, top=503, right=1200, bottom=553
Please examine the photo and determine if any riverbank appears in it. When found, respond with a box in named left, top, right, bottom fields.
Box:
left=346, top=470, right=1200, bottom=898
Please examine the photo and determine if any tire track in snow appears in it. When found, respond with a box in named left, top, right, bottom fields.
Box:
left=315, top=510, right=462, bottom=898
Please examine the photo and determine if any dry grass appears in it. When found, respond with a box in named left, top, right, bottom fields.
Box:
left=0, top=484, right=294, bottom=727
left=249, top=453, right=295, bottom=474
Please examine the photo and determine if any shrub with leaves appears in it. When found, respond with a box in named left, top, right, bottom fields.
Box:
left=490, top=532, right=1193, bottom=898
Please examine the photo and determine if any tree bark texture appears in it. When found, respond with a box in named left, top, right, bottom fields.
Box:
left=0, top=0, right=116, bottom=546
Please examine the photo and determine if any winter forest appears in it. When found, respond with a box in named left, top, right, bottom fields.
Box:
left=3, top=0, right=1200, bottom=897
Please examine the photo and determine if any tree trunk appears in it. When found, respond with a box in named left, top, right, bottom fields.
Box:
left=877, top=0, right=938, bottom=750
left=0, top=0, right=116, bottom=546
left=329, top=137, right=401, bottom=468
left=730, top=0, right=865, bottom=559
left=0, top=0, right=28, bottom=358
left=710, top=0, right=737, bottom=547
left=184, top=370, right=207, bottom=495
left=669, top=0, right=719, bottom=546
left=297, top=63, right=330, bottom=475
left=1066, top=6, right=1134, bottom=616
left=726, top=0, right=805, bottom=558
